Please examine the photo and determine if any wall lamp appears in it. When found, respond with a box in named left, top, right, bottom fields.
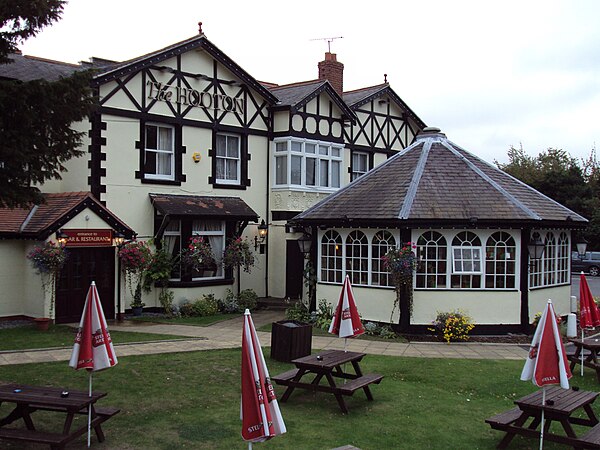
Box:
left=55, top=229, right=68, bottom=246
left=113, top=232, right=126, bottom=247
left=576, top=236, right=588, bottom=259
left=297, top=234, right=312, bottom=258
left=527, top=235, right=545, bottom=264
left=254, top=220, right=268, bottom=253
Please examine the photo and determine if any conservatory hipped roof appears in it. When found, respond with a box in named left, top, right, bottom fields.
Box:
left=292, top=128, right=588, bottom=228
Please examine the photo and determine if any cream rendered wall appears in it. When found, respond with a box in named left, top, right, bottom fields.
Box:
left=317, top=283, right=396, bottom=323
left=373, top=152, right=388, bottom=168
left=97, top=49, right=270, bottom=308
left=273, top=111, right=288, bottom=133
left=529, top=285, right=571, bottom=319
left=412, top=290, right=521, bottom=325
left=0, top=241, right=28, bottom=316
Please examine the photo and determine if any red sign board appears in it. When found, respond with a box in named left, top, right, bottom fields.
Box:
left=63, top=229, right=113, bottom=247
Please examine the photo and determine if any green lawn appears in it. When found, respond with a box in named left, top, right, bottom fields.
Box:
left=1, top=349, right=598, bottom=449
left=0, top=325, right=193, bottom=352
left=127, top=313, right=234, bottom=326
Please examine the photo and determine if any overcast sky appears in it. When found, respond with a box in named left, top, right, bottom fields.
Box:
left=20, top=0, right=600, bottom=165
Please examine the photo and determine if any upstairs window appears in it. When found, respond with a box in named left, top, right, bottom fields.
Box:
left=144, top=124, right=174, bottom=180
left=274, top=138, right=343, bottom=189
left=216, top=133, right=240, bottom=184
left=351, top=151, right=369, bottom=181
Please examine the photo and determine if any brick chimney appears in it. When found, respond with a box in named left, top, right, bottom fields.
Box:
left=318, top=52, right=344, bottom=96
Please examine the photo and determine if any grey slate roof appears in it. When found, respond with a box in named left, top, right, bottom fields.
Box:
left=270, top=80, right=329, bottom=107
left=292, top=128, right=588, bottom=228
left=0, top=53, right=82, bottom=82
left=343, top=84, right=388, bottom=106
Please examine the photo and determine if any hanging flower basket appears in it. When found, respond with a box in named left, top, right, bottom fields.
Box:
left=223, top=237, right=256, bottom=273
left=27, top=241, right=68, bottom=319
left=180, top=236, right=216, bottom=272
left=382, top=242, right=417, bottom=322
left=118, top=240, right=152, bottom=299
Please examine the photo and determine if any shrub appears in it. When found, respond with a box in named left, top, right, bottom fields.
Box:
left=159, top=290, right=175, bottom=317
left=218, top=289, right=239, bottom=314
left=285, top=299, right=311, bottom=323
left=429, top=310, right=475, bottom=343
left=364, top=321, right=397, bottom=339
left=314, top=299, right=334, bottom=330
left=238, top=289, right=258, bottom=311
left=179, top=301, right=195, bottom=317
left=192, top=294, right=219, bottom=317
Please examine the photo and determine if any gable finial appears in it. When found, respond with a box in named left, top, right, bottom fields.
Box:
left=198, top=22, right=203, bottom=35
left=384, top=73, right=388, bottom=83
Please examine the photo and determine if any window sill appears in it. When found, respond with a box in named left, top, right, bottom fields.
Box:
left=141, top=178, right=181, bottom=186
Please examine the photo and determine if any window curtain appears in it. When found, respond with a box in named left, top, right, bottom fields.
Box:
left=192, top=220, right=224, bottom=277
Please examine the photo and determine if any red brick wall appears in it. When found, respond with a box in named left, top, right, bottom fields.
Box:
left=318, top=52, right=344, bottom=95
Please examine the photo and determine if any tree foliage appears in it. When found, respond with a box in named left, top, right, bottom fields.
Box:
left=496, top=144, right=600, bottom=248
left=0, top=0, right=65, bottom=64
left=0, top=0, right=95, bottom=208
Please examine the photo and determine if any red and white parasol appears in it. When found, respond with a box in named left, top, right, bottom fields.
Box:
left=329, top=275, right=364, bottom=350
left=69, top=281, right=118, bottom=447
left=521, top=299, right=571, bottom=449
left=579, top=272, right=600, bottom=375
left=241, top=309, right=285, bottom=449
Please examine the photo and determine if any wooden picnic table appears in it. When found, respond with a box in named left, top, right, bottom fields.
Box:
left=0, top=383, right=119, bottom=449
left=271, top=349, right=383, bottom=414
left=568, top=338, right=600, bottom=382
left=486, top=386, right=600, bottom=449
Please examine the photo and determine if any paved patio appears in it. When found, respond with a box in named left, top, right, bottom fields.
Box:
left=0, top=309, right=529, bottom=366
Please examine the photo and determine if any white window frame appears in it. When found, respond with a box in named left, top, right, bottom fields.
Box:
left=273, top=138, right=343, bottom=190
left=145, top=123, right=175, bottom=181
left=351, top=151, right=369, bottom=181
left=451, top=247, right=483, bottom=274
left=530, top=230, right=571, bottom=289
left=191, top=220, right=225, bottom=281
left=216, top=133, right=241, bottom=184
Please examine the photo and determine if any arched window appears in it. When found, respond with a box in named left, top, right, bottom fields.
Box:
left=451, top=231, right=482, bottom=289
left=416, top=231, right=447, bottom=288
left=557, top=232, right=569, bottom=284
left=485, top=232, right=516, bottom=289
left=346, top=230, right=369, bottom=285
left=544, top=232, right=557, bottom=286
left=321, top=230, right=342, bottom=283
left=371, top=231, right=396, bottom=286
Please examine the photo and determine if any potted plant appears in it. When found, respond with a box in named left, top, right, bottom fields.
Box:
left=130, top=283, right=145, bottom=316
left=26, top=241, right=68, bottom=329
left=118, top=240, right=151, bottom=315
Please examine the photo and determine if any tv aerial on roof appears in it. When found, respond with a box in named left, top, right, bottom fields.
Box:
left=310, top=36, right=344, bottom=53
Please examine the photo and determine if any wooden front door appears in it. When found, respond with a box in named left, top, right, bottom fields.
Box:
left=55, top=247, right=115, bottom=324
left=285, top=240, right=304, bottom=300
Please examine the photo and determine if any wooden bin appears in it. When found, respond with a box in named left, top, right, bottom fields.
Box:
left=270, top=320, right=312, bottom=362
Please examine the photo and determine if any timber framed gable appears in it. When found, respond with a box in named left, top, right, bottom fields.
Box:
left=344, top=85, right=426, bottom=156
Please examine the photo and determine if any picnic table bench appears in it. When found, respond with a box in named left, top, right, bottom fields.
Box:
left=272, top=349, right=383, bottom=414
left=0, top=383, right=119, bottom=449
left=568, top=338, right=600, bottom=382
left=486, top=386, right=600, bottom=449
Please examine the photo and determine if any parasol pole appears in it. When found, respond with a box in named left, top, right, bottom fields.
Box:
left=582, top=326, right=585, bottom=377
left=248, top=442, right=252, bottom=450
left=539, top=386, right=545, bottom=450
left=87, top=371, right=92, bottom=448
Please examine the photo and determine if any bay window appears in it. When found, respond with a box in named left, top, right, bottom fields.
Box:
left=274, top=138, right=343, bottom=189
